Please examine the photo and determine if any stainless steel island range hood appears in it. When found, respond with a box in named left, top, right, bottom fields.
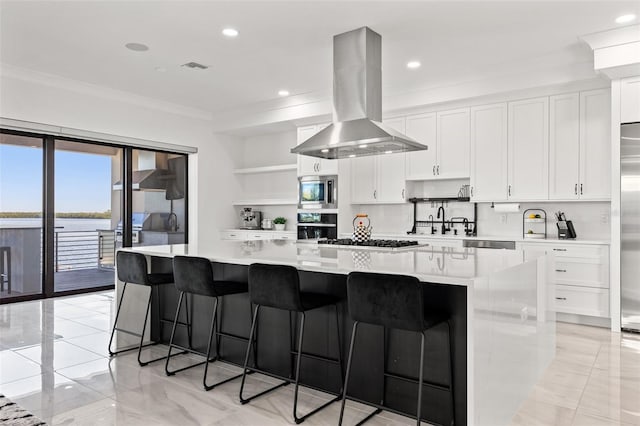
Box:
left=291, top=27, right=426, bottom=159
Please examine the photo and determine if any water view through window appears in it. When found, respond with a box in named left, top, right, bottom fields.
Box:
left=0, top=134, right=44, bottom=299
left=54, top=140, right=122, bottom=292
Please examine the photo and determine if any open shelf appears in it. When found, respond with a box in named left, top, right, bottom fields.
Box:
left=524, top=218, right=546, bottom=223
left=232, top=199, right=298, bottom=206
left=233, top=164, right=297, bottom=174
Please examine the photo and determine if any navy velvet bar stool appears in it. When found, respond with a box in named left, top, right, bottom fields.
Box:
left=166, top=255, right=251, bottom=391
left=239, top=263, right=344, bottom=424
left=339, top=272, right=455, bottom=426
left=109, top=251, right=189, bottom=366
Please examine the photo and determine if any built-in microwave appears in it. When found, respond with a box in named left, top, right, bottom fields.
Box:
left=298, top=175, right=337, bottom=209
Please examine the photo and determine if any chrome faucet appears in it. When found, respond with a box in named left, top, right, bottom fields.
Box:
left=168, top=213, right=178, bottom=232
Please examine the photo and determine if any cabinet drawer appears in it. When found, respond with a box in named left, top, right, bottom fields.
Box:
left=547, top=245, right=606, bottom=259
left=272, top=232, right=295, bottom=240
left=220, top=230, right=248, bottom=240
left=247, top=232, right=269, bottom=240
left=553, top=285, right=609, bottom=317
left=554, top=261, right=608, bottom=288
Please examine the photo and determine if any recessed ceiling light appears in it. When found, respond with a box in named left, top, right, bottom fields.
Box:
left=222, top=28, right=239, bottom=37
left=407, top=61, right=421, bottom=69
left=359, top=144, right=368, bottom=148
left=321, top=149, right=329, bottom=153
left=155, top=67, right=166, bottom=72
left=616, top=14, right=636, bottom=23
left=278, top=90, right=290, bottom=97
left=348, top=154, right=356, bottom=158
left=385, top=150, right=393, bottom=154
left=125, top=42, right=149, bottom=52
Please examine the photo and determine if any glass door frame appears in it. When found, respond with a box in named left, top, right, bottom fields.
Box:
left=0, top=128, right=189, bottom=304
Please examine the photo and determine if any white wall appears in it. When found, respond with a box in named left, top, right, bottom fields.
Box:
left=0, top=67, right=243, bottom=243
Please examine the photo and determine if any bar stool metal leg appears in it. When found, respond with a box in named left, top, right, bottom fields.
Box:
left=416, top=332, right=426, bottom=426
left=447, top=320, right=455, bottom=426
left=339, top=321, right=381, bottom=426
left=239, top=305, right=290, bottom=405
left=138, top=286, right=166, bottom=366
left=165, top=291, right=203, bottom=376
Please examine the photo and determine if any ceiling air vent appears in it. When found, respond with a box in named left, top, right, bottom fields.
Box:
left=181, top=62, right=208, bottom=70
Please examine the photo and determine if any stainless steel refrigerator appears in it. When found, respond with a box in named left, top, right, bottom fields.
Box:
left=621, top=122, right=640, bottom=332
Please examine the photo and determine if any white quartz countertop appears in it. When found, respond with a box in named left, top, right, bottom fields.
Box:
left=339, top=232, right=610, bottom=246
left=121, top=240, right=539, bottom=287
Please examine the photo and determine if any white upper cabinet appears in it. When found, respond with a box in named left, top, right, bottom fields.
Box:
left=621, top=76, right=640, bottom=124
left=405, top=113, right=438, bottom=180
left=508, top=97, right=549, bottom=200
left=377, top=153, right=407, bottom=203
left=579, top=89, right=611, bottom=200
left=350, top=116, right=407, bottom=204
left=350, top=156, right=377, bottom=203
left=549, top=93, right=580, bottom=200
left=296, top=124, right=338, bottom=176
left=437, top=108, right=471, bottom=179
left=351, top=153, right=406, bottom=204
left=549, top=90, right=611, bottom=200
left=470, top=103, right=508, bottom=202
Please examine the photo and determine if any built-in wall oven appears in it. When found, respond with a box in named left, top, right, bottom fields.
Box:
left=298, top=175, right=337, bottom=209
left=297, top=211, right=338, bottom=240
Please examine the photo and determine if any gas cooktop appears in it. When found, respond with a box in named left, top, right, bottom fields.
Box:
left=317, top=239, right=427, bottom=251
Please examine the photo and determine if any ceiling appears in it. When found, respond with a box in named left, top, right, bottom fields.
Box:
left=1, top=1, right=638, bottom=119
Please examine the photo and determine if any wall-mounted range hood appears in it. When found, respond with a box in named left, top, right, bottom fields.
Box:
left=291, top=27, right=427, bottom=159
left=113, top=151, right=172, bottom=192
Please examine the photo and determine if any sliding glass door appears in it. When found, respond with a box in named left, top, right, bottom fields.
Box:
left=0, top=133, right=44, bottom=300
left=53, top=140, right=123, bottom=292
left=0, top=129, right=188, bottom=303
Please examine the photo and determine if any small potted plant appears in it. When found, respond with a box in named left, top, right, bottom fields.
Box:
left=273, top=217, right=287, bottom=231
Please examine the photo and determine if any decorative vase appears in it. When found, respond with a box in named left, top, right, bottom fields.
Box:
left=274, top=224, right=286, bottom=231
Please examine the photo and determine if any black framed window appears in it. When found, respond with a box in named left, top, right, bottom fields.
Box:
left=0, top=129, right=188, bottom=303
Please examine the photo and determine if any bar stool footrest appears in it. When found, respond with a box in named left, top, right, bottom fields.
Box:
left=289, top=350, right=340, bottom=365
left=383, top=371, right=452, bottom=393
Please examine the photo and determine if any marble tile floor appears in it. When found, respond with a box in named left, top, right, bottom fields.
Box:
left=0, top=291, right=638, bottom=425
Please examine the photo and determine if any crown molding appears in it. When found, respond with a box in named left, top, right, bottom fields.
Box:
left=0, top=63, right=213, bottom=121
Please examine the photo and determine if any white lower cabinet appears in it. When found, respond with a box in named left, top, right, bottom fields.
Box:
left=221, top=230, right=296, bottom=241
left=220, top=230, right=248, bottom=240
left=554, top=285, right=609, bottom=318
left=519, top=242, right=610, bottom=320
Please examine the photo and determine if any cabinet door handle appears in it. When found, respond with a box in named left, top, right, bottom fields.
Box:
left=555, top=269, right=567, bottom=273
left=402, top=188, right=405, bottom=199
left=508, top=185, right=511, bottom=196
left=433, top=165, right=436, bottom=176
left=575, top=184, right=578, bottom=195
left=374, top=190, right=377, bottom=200
left=555, top=297, right=567, bottom=301
left=470, top=186, right=474, bottom=197
left=553, top=248, right=567, bottom=252
left=580, top=183, right=583, bottom=195
left=317, top=162, right=321, bottom=172
left=437, top=165, right=440, bottom=175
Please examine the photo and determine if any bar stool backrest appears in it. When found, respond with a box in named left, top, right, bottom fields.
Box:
left=116, top=251, right=149, bottom=285
left=347, top=272, right=425, bottom=332
left=248, top=263, right=302, bottom=311
left=173, top=256, right=215, bottom=295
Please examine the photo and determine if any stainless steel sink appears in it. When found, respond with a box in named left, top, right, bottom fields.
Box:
left=463, top=239, right=516, bottom=250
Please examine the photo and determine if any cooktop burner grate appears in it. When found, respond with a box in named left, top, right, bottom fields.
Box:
left=318, top=239, right=424, bottom=250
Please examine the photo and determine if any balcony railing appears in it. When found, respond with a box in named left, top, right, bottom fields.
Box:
left=54, top=230, right=115, bottom=272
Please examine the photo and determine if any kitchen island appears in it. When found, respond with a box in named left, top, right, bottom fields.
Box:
left=115, top=240, right=555, bottom=426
